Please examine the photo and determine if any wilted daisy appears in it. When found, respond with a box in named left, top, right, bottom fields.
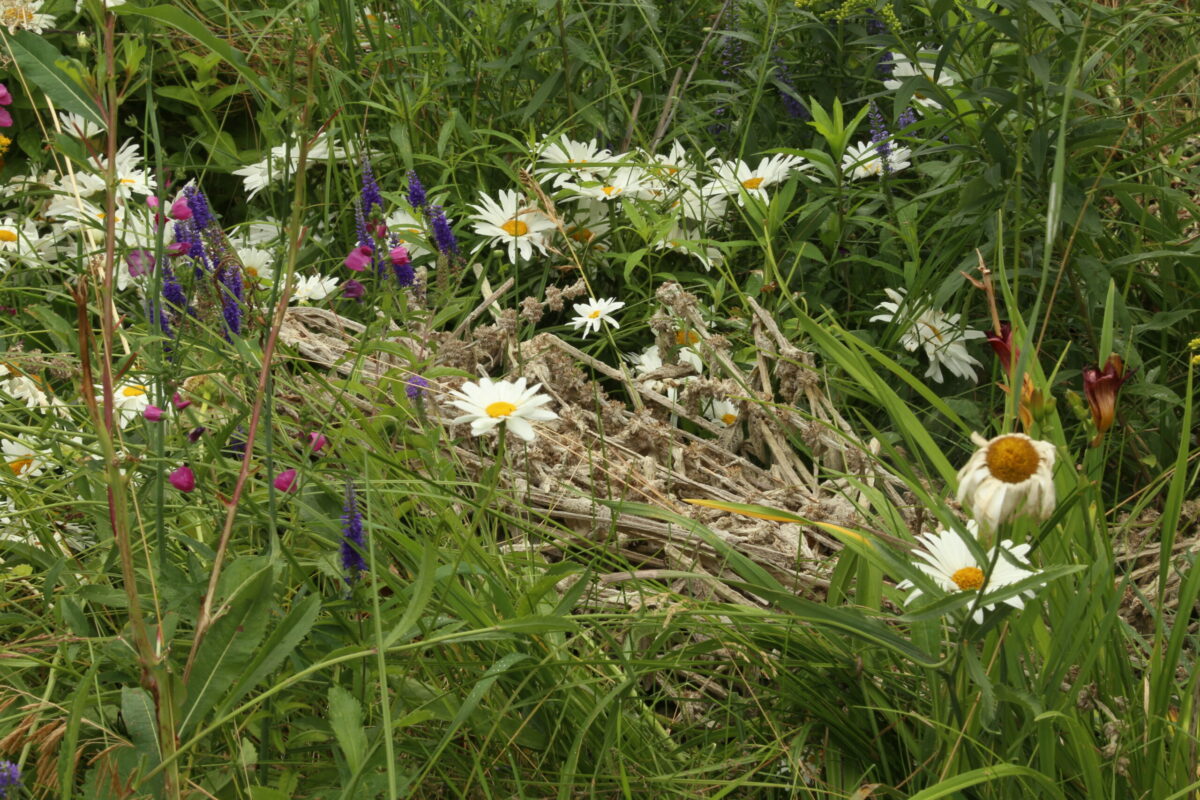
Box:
left=4, top=374, right=49, bottom=408
left=883, top=49, right=958, bottom=110
left=870, top=288, right=984, bottom=383
left=570, top=297, right=625, bottom=337
left=842, top=140, right=912, bottom=180
left=290, top=274, right=339, bottom=304
left=957, top=432, right=1056, bottom=529
left=897, top=521, right=1042, bottom=623
left=448, top=376, right=558, bottom=442
left=468, top=189, right=555, bottom=264
left=704, top=154, right=811, bottom=205
left=0, top=0, right=55, bottom=34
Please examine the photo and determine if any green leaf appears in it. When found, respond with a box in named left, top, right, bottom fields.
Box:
left=178, top=556, right=275, bottom=737
left=3, top=32, right=104, bottom=129
left=328, top=685, right=368, bottom=772
left=906, top=764, right=1066, bottom=799
left=120, top=687, right=160, bottom=766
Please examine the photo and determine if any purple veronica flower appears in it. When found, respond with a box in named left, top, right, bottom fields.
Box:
left=405, top=374, right=429, bottom=400
left=0, top=760, right=20, bottom=799
left=429, top=206, right=458, bottom=256
left=406, top=170, right=427, bottom=210
left=878, top=51, right=896, bottom=78
left=771, top=50, right=810, bottom=120
left=184, top=184, right=214, bottom=231
left=341, top=482, right=367, bottom=582
left=360, top=155, right=384, bottom=216
left=898, top=106, right=918, bottom=131
left=868, top=102, right=892, bottom=168
left=162, top=263, right=187, bottom=309
left=219, top=265, right=243, bottom=336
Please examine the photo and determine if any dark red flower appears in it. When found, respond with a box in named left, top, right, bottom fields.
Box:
left=1083, top=354, right=1133, bottom=446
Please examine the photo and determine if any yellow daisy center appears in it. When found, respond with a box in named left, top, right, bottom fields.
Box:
left=568, top=227, right=594, bottom=243
left=0, top=8, right=34, bottom=27
left=485, top=401, right=517, bottom=418
left=985, top=435, right=1041, bottom=484
left=9, top=457, right=33, bottom=476
left=675, top=330, right=700, bottom=346
left=601, top=185, right=619, bottom=196
left=500, top=219, right=528, bottom=237
left=741, top=177, right=764, bottom=190
left=122, top=385, right=148, bottom=398
left=951, top=566, right=985, bottom=591
left=0, top=135, right=11, bottom=157
left=721, top=413, right=737, bottom=425
left=588, top=310, right=602, bottom=319
left=0, top=230, right=16, bottom=243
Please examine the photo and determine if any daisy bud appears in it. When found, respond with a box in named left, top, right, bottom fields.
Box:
left=307, top=432, right=328, bottom=453
left=343, top=244, right=373, bottom=272
left=342, top=279, right=365, bottom=300
left=1083, top=354, right=1133, bottom=446
left=274, top=468, right=298, bottom=492
left=172, top=392, right=191, bottom=411
left=169, top=195, right=193, bottom=220
left=143, top=405, right=165, bottom=421
left=169, top=465, right=196, bottom=493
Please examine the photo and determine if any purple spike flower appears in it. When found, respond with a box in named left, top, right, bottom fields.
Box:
left=0, top=760, right=20, bottom=799
left=219, top=265, right=243, bottom=336
left=878, top=51, right=896, bottom=78
left=184, top=184, right=214, bottom=231
left=429, top=206, right=458, bottom=256
left=341, top=482, right=367, bottom=582
left=405, top=374, right=429, bottom=400
left=898, top=106, right=918, bottom=131
left=771, top=50, right=810, bottom=120
left=868, top=101, right=893, bottom=170
left=162, top=263, right=187, bottom=309
left=360, top=154, right=384, bottom=216
left=406, top=170, right=427, bottom=210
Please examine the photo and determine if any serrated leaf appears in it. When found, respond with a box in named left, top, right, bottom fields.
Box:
left=328, top=685, right=368, bottom=772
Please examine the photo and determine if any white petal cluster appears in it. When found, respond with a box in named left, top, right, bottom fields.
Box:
left=956, top=432, right=1057, bottom=530
left=448, top=376, right=559, bottom=442
left=883, top=48, right=958, bottom=111
left=842, top=141, right=912, bottom=180
left=290, top=274, right=339, bottom=304
left=870, top=288, right=984, bottom=383
left=569, top=297, right=625, bottom=338
left=468, top=189, right=556, bottom=264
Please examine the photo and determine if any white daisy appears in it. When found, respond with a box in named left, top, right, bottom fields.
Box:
left=653, top=226, right=724, bottom=271
left=107, top=382, right=152, bottom=426
left=232, top=156, right=275, bottom=200
left=897, top=521, right=1043, bottom=623
left=956, top=432, right=1057, bottom=530
left=562, top=199, right=610, bottom=249
left=57, top=111, right=105, bottom=139
left=468, top=189, right=555, bottom=264
left=289, top=274, right=339, bottom=304
left=448, top=376, right=558, bottom=442
left=0, top=0, right=55, bottom=34
left=3, top=439, right=45, bottom=478
left=236, top=246, right=274, bottom=287
left=4, top=375, right=49, bottom=408
left=564, top=165, right=653, bottom=203
left=707, top=398, right=739, bottom=428
left=883, top=49, right=958, bottom=111
left=704, top=154, right=811, bottom=205
left=0, top=217, right=51, bottom=268
left=384, top=206, right=432, bottom=259
left=670, top=178, right=728, bottom=225
left=94, top=139, right=155, bottom=199
left=842, top=140, right=912, bottom=180
left=232, top=218, right=285, bottom=247
left=570, top=297, right=625, bottom=337
left=535, top=135, right=616, bottom=189
left=869, top=288, right=984, bottom=383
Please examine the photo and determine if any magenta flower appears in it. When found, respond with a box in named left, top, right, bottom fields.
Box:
left=169, top=195, right=193, bottom=220
left=342, top=279, right=365, bottom=300
left=273, top=468, right=298, bottom=492
left=307, top=432, right=328, bottom=453
left=126, top=250, right=155, bottom=278
left=169, top=465, right=196, bottom=493
left=0, top=83, right=11, bottom=129
left=344, top=244, right=373, bottom=272
left=143, top=405, right=165, bottom=422
left=390, top=244, right=410, bottom=266
left=172, top=392, right=191, bottom=410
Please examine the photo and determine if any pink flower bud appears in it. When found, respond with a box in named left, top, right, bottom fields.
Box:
left=143, top=405, right=164, bottom=421
left=167, top=241, right=188, bottom=257
left=126, top=249, right=155, bottom=278
left=343, top=244, right=373, bottom=272
left=170, top=195, right=192, bottom=220
left=273, top=468, right=298, bottom=492
left=146, top=196, right=160, bottom=209
left=371, top=222, right=389, bottom=239
left=307, top=432, right=328, bottom=453
left=169, top=465, right=195, bottom=493
left=172, top=392, right=191, bottom=411
left=389, top=245, right=410, bottom=266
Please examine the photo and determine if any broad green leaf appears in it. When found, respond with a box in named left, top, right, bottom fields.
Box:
left=328, top=685, right=368, bottom=772
left=3, top=32, right=104, bottom=129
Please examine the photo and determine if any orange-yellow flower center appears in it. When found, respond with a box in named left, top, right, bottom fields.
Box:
left=985, top=435, right=1041, bottom=484
left=9, top=457, right=33, bottom=476
left=500, top=219, right=528, bottom=237
left=122, top=385, right=148, bottom=398
left=601, top=185, right=619, bottom=197
left=588, top=310, right=602, bottom=319
left=0, top=230, right=17, bottom=243
left=741, top=177, right=764, bottom=190
left=0, top=8, right=34, bottom=27
left=951, top=566, right=985, bottom=591
left=568, top=227, right=594, bottom=243
left=675, top=330, right=700, bottom=346
left=485, top=401, right=517, bottom=418
left=721, top=413, right=737, bottom=426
